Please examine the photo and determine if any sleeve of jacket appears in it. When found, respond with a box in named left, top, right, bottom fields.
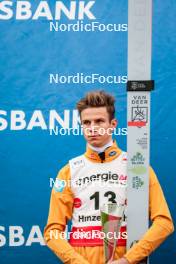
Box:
left=124, top=166, right=174, bottom=264
left=43, top=164, right=90, bottom=264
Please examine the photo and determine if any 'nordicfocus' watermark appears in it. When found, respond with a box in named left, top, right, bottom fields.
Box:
left=49, top=126, right=127, bottom=136
left=50, top=229, right=127, bottom=240
left=50, top=73, right=127, bottom=85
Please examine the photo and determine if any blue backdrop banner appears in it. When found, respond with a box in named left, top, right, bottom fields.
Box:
left=0, top=1, right=175, bottom=263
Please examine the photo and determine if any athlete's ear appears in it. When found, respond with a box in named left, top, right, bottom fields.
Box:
left=111, top=118, right=118, bottom=128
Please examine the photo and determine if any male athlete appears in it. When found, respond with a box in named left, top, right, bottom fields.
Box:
left=44, top=90, right=174, bottom=264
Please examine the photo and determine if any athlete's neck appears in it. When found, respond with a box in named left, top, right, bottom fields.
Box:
left=88, top=139, right=113, bottom=153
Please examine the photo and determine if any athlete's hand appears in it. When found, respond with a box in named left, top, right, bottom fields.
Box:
left=108, top=257, right=130, bottom=264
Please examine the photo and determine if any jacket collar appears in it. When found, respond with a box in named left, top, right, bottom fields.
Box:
left=84, top=140, right=122, bottom=163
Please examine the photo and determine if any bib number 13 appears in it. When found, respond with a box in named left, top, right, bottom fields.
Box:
left=90, top=191, right=116, bottom=210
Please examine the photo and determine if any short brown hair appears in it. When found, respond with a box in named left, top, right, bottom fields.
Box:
left=76, top=90, right=115, bottom=121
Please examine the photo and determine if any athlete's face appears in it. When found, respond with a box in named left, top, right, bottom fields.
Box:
left=80, top=107, right=117, bottom=147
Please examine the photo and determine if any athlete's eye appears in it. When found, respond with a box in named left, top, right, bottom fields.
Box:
left=82, top=120, right=91, bottom=126
left=95, top=119, right=105, bottom=124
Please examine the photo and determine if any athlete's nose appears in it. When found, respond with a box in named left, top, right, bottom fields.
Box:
left=90, top=123, right=99, bottom=134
